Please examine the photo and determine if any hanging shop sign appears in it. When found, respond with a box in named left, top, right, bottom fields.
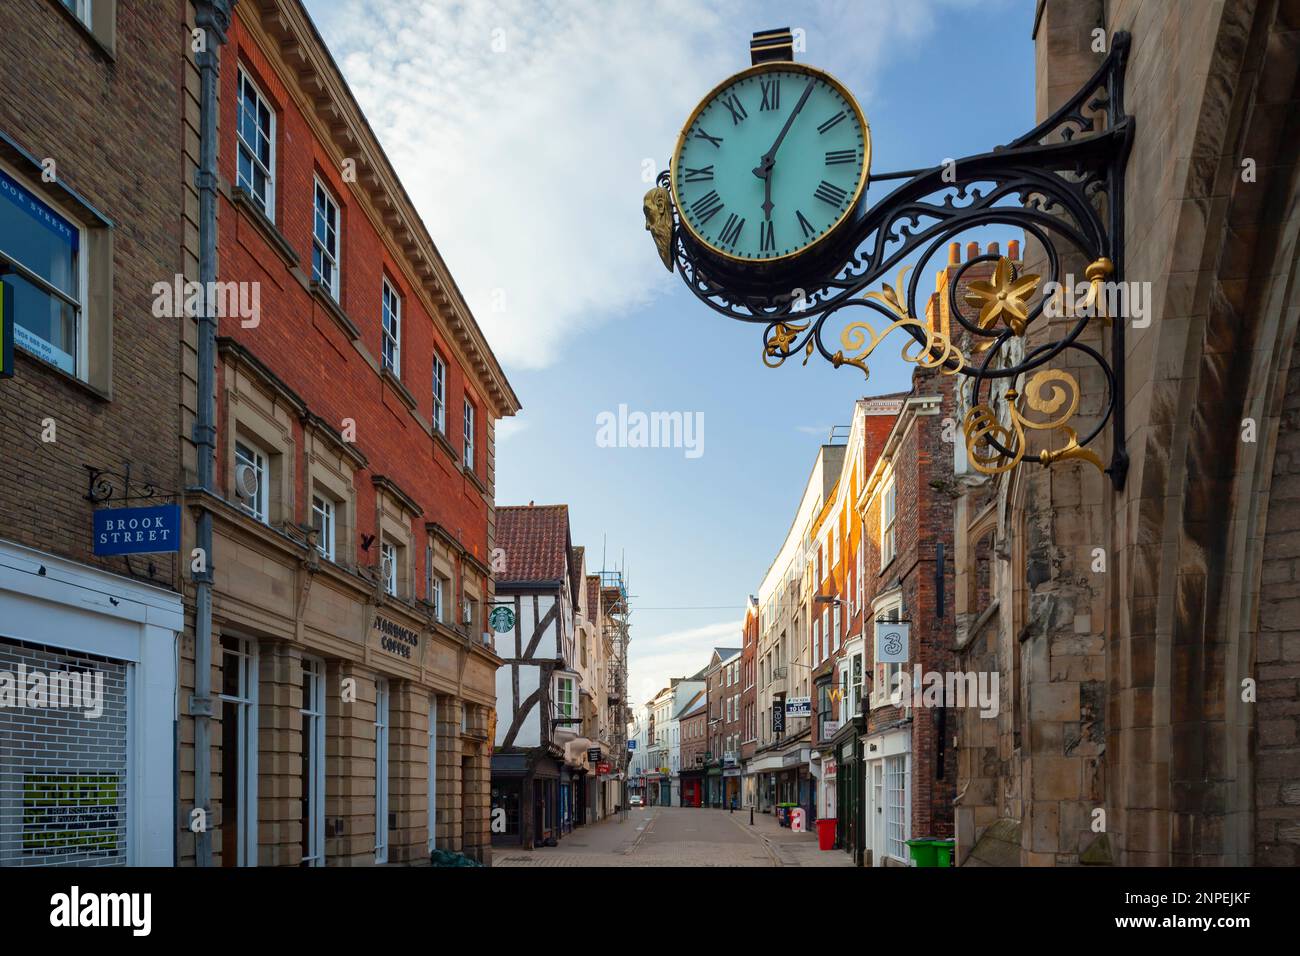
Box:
left=771, top=702, right=785, bottom=735
left=588, top=747, right=602, bottom=764
left=489, top=604, right=516, bottom=633
left=874, top=620, right=910, bottom=664
left=1, top=279, right=13, bottom=378
left=92, top=504, right=181, bottom=556
left=374, top=615, right=420, bottom=660
left=627, top=739, right=637, bottom=750
left=785, top=696, right=812, bottom=718
left=597, top=762, right=612, bottom=775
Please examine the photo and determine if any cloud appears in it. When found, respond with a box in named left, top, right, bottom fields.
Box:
left=309, top=0, right=738, bottom=370
left=628, top=618, right=741, bottom=706
left=494, top=417, right=528, bottom=442
left=306, top=0, right=966, bottom=373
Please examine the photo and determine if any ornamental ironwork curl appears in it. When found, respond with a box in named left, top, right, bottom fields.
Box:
left=654, top=33, right=1133, bottom=488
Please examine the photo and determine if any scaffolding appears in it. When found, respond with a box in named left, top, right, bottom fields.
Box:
left=599, top=569, right=631, bottom=791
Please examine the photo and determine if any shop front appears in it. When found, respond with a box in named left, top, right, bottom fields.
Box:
left=746, top=752, right=783, bottom=813
left=862, top=728, right=911, bottom=866
left=706, top=765, right=722, bottom=807
left=0, top=540, right=182, bottom=867
left=680, top=769, right=703, bottom=807
left=833, top=723, right=865, bottom=863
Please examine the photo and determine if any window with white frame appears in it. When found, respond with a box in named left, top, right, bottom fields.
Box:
left=885, top=754, right=909, bottom=863
left=381, top=278, right=401, bottom=376
left=219, top=635, right=258, bottom=867
left=62, top=0, right=92, bottom=25
left=300, top=655, right=326, bottom=867
left=431, top=575, right=444, bottom=622
left=881, top=476, right=897, bottom=567
left=850, top=651, right=863, bottom=716
left=462, top=399, right=475, bottom=471
left=380, top=540, right=398, bottom=596
left=833, top=603, right=841, bottom=652
left=432, top=353, right=446, bottom=433
left=236, top=70, right=275, bottom=220
left=312, top=179, right=340, bottom=298
left=555, top=675, right=576, bottom=723
left=311, top=494, right=335, bottom=562
left=234, top=440, right=269, bottom=523
left=375, top=679, right=390, bottom=864
left=0, top=163, right=86, bottom=378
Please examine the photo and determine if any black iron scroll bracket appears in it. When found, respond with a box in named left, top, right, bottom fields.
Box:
left=661, top=33, right=1134, bottom=489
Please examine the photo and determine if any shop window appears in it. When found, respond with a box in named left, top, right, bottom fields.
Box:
left=310, top=494, right=335, bottom=561
left=219, top=635, right=258, bottom=867
left=312, top=178, right=340, bottom=299
left=374, top=679, right=389, bottom=864
left=885, top=754, right=909, bottom=863
left=0, top=164, right=88, bottom=379
left=432, top=353, right=446, bottom=433
left=381, top=277, right=401, bottom=376
left=236, top=70, right=275, bottom=220
left=234, top=439, right=270, bottom=523
left=300, top=656, right=325, bottom=867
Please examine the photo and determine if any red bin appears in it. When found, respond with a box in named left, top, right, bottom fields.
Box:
left=816, top=818, right=837, bottom=851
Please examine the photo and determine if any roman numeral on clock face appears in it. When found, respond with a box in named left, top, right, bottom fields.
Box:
left=825, top=149, right=856, bottom=165
left=694, top=128, right=723, bottom=148
left=722, top=94, right=748, bottom=125
left=718, top=213, right=745, bottom=247
left=760, top=221, right=775, bottom=253
left=691, top=190, right=724, bottom=224
left=814, top=180, right=848, bottom=206
left=684, top=165, right=714, bottom=182
left=817, top=110, right=848, bottom=134
left=796, top=209, right=815, bottom=239
left=760, top=79, right=781, bottom=111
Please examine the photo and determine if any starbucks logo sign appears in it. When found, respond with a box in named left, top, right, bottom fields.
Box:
left=489, top=605, right=516, bottom=634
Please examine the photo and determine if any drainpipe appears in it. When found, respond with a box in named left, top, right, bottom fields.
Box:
left=191, top=0, right=235, bottom=868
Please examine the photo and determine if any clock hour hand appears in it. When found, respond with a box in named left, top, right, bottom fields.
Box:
left=753, top=77, right=817, bottom=180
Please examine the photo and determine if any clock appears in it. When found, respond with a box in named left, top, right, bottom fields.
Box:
left=670, top=61, right=870, bottom=267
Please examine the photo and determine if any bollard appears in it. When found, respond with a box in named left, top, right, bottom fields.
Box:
left=750, top=806, right=754, bottom=826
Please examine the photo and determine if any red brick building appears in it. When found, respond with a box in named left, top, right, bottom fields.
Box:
left=678, top=694, right=707, bottom=807
left=739, top=596, right=758, bottom=805
left=704, top=646, right=741, bottom=807
left=175, top=0, right=519, bottom=866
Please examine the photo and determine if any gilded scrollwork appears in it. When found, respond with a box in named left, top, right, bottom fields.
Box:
left=962, top=368, right=1104, bottom=476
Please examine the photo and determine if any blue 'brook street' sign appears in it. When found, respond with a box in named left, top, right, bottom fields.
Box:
left=93, top=504, right=182, bottom=556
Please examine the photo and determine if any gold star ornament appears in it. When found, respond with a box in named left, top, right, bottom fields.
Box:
left=963, top=256, right=1041, bottom=341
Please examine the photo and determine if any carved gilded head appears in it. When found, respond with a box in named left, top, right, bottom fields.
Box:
left=643, top=186, right=674, bottom=272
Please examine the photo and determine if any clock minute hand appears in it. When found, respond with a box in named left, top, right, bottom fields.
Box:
left=753, top=77, right=817, bottom=179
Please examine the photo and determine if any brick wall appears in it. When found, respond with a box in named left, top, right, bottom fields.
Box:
left=0, top=0, right=182, bottom=588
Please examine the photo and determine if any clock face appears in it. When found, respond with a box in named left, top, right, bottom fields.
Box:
left=671, top=63, right=869, bottom=264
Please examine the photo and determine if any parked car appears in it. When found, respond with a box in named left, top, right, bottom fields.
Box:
left=630, top=794, right=644, bottom=807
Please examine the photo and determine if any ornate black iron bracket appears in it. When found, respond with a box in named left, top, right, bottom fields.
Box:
left=658, top=33, right=1134, bottom=489
left=84, top=463, right=177, bottom=504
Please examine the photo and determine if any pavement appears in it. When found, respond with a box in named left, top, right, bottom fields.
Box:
left=491, top=805, right=855, bottom=867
